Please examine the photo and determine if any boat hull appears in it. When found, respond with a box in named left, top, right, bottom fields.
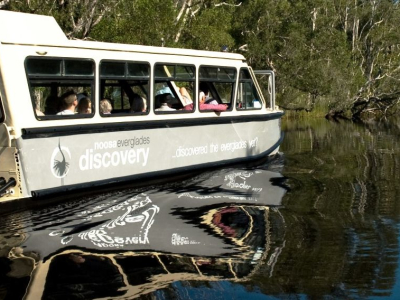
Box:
left=5, top=113, right=283, bottom=200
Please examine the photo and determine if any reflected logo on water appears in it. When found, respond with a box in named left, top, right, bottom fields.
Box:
left=50, top=140, right=71, bottom=179
left=49, top=194, right=160, bottom=248
left=171, top=233, right=200, bottom=246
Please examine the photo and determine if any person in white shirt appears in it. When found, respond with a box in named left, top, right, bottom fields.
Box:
left=155, top=94, right=176, bottom=111
left=57, top=91, right=78, bottom=115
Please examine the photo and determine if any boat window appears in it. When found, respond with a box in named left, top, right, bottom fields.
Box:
left=154, top=63, right=195, bottom=113
left=100, top=60, right=150, bottom=116
left=198, top=66, right=236, bottom=112
left=25, top=57, right=95, bottom=120
left=236, top=68, right=262, bottom=110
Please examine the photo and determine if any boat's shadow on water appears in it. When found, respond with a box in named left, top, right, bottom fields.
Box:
left=0, top=155, right=289, bottom=300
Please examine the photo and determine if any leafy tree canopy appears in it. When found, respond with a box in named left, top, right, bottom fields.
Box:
left=2, top=0, right=400, bottom=119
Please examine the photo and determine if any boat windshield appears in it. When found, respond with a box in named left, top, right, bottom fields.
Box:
left=236, top=68, right=262, bottom=110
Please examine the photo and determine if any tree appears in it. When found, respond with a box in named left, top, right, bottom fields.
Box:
left=3, top=0, right=116, bottom=39
left=176, top=0, right=239, bottom=51
left=3, top=0, right=400, bottom=119
left=348, top=0, right=400, bottom=119
left=90, top=0, right=177, bottom=46
left=233, top=0, right=400, bottom=119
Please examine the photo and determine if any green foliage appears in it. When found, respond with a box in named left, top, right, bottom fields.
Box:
left=177, top=3, right=236, bottom=51
left=3, top=0, right=400, bottom=118
left=91, top=0, right=177, bottom=46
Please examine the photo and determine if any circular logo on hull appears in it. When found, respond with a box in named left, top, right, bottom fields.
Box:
left=50, top=143, right=71, bottom=178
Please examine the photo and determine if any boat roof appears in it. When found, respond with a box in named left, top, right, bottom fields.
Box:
left=0, top=10, right=245, bottom=60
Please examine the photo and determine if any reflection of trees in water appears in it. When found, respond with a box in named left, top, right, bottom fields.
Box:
left=43, top=254, right=125, bottom=300
left=259, top=118, right=400, bottom=298
left=171, top=204, right=267, bottom=253
left=30, top=204, right=278, bottom=299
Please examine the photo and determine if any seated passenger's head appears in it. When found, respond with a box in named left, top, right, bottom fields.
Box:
left=59, top=90, right=77, bottom=110
left=199, top=82, right=209, bottom=95
left=44, top=96, right=60, bottom=115
left=100, top=99, right=112, bottom=114
left=77, top=97, right=92, bottom=114
left=77, top=93, right=88, bottom=102
left=130, top=94, right=147, bottom=113
left=199, top=91, right=206, bottom=104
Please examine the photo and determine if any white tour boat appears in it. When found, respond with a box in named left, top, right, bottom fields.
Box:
left=0, top=10, right=284, bottom=202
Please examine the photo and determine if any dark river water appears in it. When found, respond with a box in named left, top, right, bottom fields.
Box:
left=1, top=117, right=400, bottom=299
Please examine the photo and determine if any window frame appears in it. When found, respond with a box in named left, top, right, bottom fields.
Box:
left=198, top=65, right=236, bottom=113
left=0, top=93, right=4, bottom=124
left=25, top=56, right=96, bottom=121
left=236, top=67, right=263, bottom=111
left=99, top=59, right=151, bottom=117
left=153, top=62, right=196, bottom=114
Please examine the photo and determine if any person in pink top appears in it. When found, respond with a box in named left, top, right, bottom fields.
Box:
left=180, top=86, right=228, bottom=112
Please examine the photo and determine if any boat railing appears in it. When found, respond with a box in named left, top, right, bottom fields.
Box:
left=253, top=70, right=276, bottom=110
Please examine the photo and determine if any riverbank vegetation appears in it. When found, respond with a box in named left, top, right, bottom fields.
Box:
left=1, top=0, right=400, bottom=120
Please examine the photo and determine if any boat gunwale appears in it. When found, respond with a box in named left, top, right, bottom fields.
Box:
left=21, top=111, right=284, bottom=139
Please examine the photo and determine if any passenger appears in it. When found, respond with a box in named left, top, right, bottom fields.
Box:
left=179, top=87, right=194, bottom=111
left=77, top=92, right=88, bottom=102
left=76, top=97, right=92, bottom=114
left=199, top=82, right=218, bottom=105
left=129, top=94, right=147, bottom=113
left=154, top=94, right=165, bottom=109
left=199, top=96, right=228, bottom=111
left=56, top=90, right=78, bottom=115
left=155, top=94, right=175, bottom=111
left=179, top=87, right=193, bottom=106
left=199, top=82, right=207, bottom=103
left=100, top=99, right=112, bottom=114
left=182, top=85, right=227, bottom=112
left=156, top=85, right=172, bottom=95
left=44, top=96, right=60, bottom=115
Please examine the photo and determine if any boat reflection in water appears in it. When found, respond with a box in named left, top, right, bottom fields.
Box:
left=7, top=166, right=287, bottom=299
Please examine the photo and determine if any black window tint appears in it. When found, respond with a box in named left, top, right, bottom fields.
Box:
left=200, top=66, right=235, bottom=81
left=218, top=68, right=236, bottom=81
left=127, top=63, right=149, bottom=78
left=199, top=67, right=217, bottom=80
left=100, top=62, right=125, bottom=77
left=100, top=60, right=150, bottom=116
left=237, top=68, right=261, bottom=110
left=153, top=63, right=196, bottom=113
left=25, top=57, right=95, bottom=120
left=26, top=59, right=62, bottom=76
left=155, top=64, right=174, bottom=78
left=175, top=65, right=195, bottom=80
left=65, top=60, right=94, bottom=76
left=198, top=66, right=237, bottom=112
left=240, top=69, right=251, bottom=80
